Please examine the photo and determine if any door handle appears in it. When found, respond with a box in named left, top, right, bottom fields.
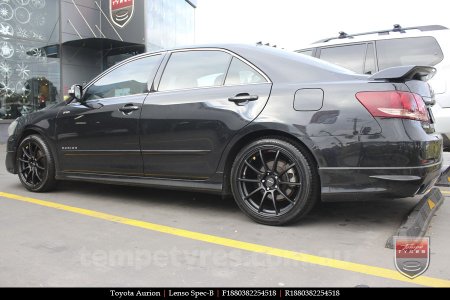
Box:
left=228, top=93, right=259, bottom=104
left=119, top=104, right=140, bottom=114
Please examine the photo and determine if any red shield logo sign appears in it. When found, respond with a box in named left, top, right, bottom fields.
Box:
left=110, top=0, right=134, bottom=28
left=394, top=237, right=430, bottom=279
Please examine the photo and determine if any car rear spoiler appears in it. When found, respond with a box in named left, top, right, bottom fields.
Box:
left=369, top=65, right=436, bottom=82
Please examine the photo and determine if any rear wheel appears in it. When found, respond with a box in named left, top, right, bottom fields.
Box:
left=230, top=138, right=318, bottom=225
left=17, top=134, right=56, bottom=192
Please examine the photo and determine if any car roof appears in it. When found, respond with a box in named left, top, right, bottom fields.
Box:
left=297, top=25, right=450, bottom=50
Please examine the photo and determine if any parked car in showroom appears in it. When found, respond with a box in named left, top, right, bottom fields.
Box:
left=296, top=24, right=450, bottom=147
left=5, top=44, right=442, bottom=225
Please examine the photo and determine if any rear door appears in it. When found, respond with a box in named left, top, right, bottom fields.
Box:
left=140, top=49, right=272, bottom=179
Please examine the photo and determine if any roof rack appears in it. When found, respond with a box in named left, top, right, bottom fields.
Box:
left=314, top=24, right=448, bottom=43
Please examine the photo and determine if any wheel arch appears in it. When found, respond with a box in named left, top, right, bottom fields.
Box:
left=16, top=126, right=60, bottom=173
left=19, top=128, right=41, bottom=142
left=219, top=128, right=321, bottom=196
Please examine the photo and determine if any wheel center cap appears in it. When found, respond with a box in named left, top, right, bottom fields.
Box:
left=265, top=177, right=275, bottom=187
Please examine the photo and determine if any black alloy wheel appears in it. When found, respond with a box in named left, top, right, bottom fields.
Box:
left=231, top=138, right=318, bottom=225
left=17, top=135, right=56, bottom=192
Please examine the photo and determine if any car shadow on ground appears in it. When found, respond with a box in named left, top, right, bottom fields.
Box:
left=50, top=180, right=417, bottom=229
left=55, top=180, right=239, bottom=213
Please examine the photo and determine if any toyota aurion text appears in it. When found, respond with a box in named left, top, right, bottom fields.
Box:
left=5, top=45, right=442, bottom=225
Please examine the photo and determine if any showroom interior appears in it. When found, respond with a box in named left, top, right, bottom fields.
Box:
left=0, top=0, right=196, bottom=120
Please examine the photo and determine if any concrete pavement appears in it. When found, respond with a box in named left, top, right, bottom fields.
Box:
left=0, top=144, right=449, bottom=287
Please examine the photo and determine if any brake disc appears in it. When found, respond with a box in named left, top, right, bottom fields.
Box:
left=264, top=161, right=297, bottom=201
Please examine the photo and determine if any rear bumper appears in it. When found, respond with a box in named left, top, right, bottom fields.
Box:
left=320, top=161, right=441, bottom=201
left=312, top=116, right=443, bottom=201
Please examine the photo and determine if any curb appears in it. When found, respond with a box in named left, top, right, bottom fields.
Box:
left=436, top=165, right=450, bottom=187
left=386, top=187, right=444, bottom=249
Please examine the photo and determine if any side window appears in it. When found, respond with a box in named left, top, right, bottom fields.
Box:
left=296, top=49, right=314, bottom=56
left=376, top=37, right=444, bottom=70
left=225, top=57, right=266, bottom=86
left=84, top=54, right=162, bottom=100
left=364, top=43, right=376, bottom=75
left=158, top=50, right=231, bottom=91
left=319, top=44, right=367, bottom=73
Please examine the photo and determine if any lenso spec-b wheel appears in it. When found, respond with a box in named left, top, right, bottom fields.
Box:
left=231, top=138, right=318, bottom=225
left=17, top=134, right=56, bottom=192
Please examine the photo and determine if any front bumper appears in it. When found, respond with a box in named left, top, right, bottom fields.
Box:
left=5, top=135, right=18, bottom=174
left=5, top=151, right=16, bottom=174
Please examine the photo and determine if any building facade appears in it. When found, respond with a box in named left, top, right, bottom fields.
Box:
left=0, top=0, right=196, bottom=120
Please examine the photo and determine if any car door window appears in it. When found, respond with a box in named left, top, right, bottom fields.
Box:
left=319, top=44, right=367, bottom=73
left=158, top=50, right=231, bottom=91
left=225, top=57, right=267, bottom=86
left=376, top=37, right=444, bottom=70
left=296, top=49, right=314, bottom=56
left=84, top=54, right=162, bottom=100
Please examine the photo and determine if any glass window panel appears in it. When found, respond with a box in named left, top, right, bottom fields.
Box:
left=145, top=0, right=195, bottom=52
left=319, top=44, right=367, bottom=73
left=84, top=55, right=161, bottom=100
left=225, top=58, right=266, bottom=85
left=159, top=51, right=231, bottom=91
left=364, top=44, right=376, bottom=75
left=297, top=49, right=314, bottom=56
left=376, top=37, right=444, bottom=70
left=0, top=0, right=60, bottom=120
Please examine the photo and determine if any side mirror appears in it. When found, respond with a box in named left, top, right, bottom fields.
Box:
left=68, top=84, right=83, bottom=100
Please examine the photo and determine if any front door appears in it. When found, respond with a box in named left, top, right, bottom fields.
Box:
left=56, top=53, right=164, bottom=175
left=140, top=50, right=272, bottom=179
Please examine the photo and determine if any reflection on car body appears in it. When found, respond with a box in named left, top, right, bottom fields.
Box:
left=5, top=44, right=442, bottom=225
left=296, top=24, right=450, bottom=147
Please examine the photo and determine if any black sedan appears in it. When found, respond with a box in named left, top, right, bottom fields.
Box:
left=5, top=44, right=442, bottom=225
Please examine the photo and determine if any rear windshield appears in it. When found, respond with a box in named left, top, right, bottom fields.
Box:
left=376, top=37, right=444, bottom=70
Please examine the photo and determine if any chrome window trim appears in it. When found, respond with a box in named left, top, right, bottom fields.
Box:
left=156, top=47, right=272, bottom=92
left=82, top=92, right=149, bottom=102
left=82, top=52, right=165, bottom=92
left=152, top=82, right=272, bottom=95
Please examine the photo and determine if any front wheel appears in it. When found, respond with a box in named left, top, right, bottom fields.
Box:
left=17, top=134, right=56, bottom=192
left=230, top=138, right=318, bottom=225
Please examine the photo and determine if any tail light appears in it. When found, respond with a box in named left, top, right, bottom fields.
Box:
left=356, top=91, right=429, bottom=122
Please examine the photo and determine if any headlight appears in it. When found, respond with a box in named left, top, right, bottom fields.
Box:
left=7, top=119, right=18, bottom=137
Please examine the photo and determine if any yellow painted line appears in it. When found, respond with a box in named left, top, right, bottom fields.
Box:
left=440, top=190, right=450, bottom=195
left=1, top=191, right=450, bottom=287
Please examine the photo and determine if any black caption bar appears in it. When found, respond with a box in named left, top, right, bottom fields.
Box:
left=0, top=287, right=437, bottom=298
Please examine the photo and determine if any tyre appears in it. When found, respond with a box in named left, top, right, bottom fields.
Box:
left=230, top=138, right=319, bottom=225
left=17, top=134, right=56, bottom=192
